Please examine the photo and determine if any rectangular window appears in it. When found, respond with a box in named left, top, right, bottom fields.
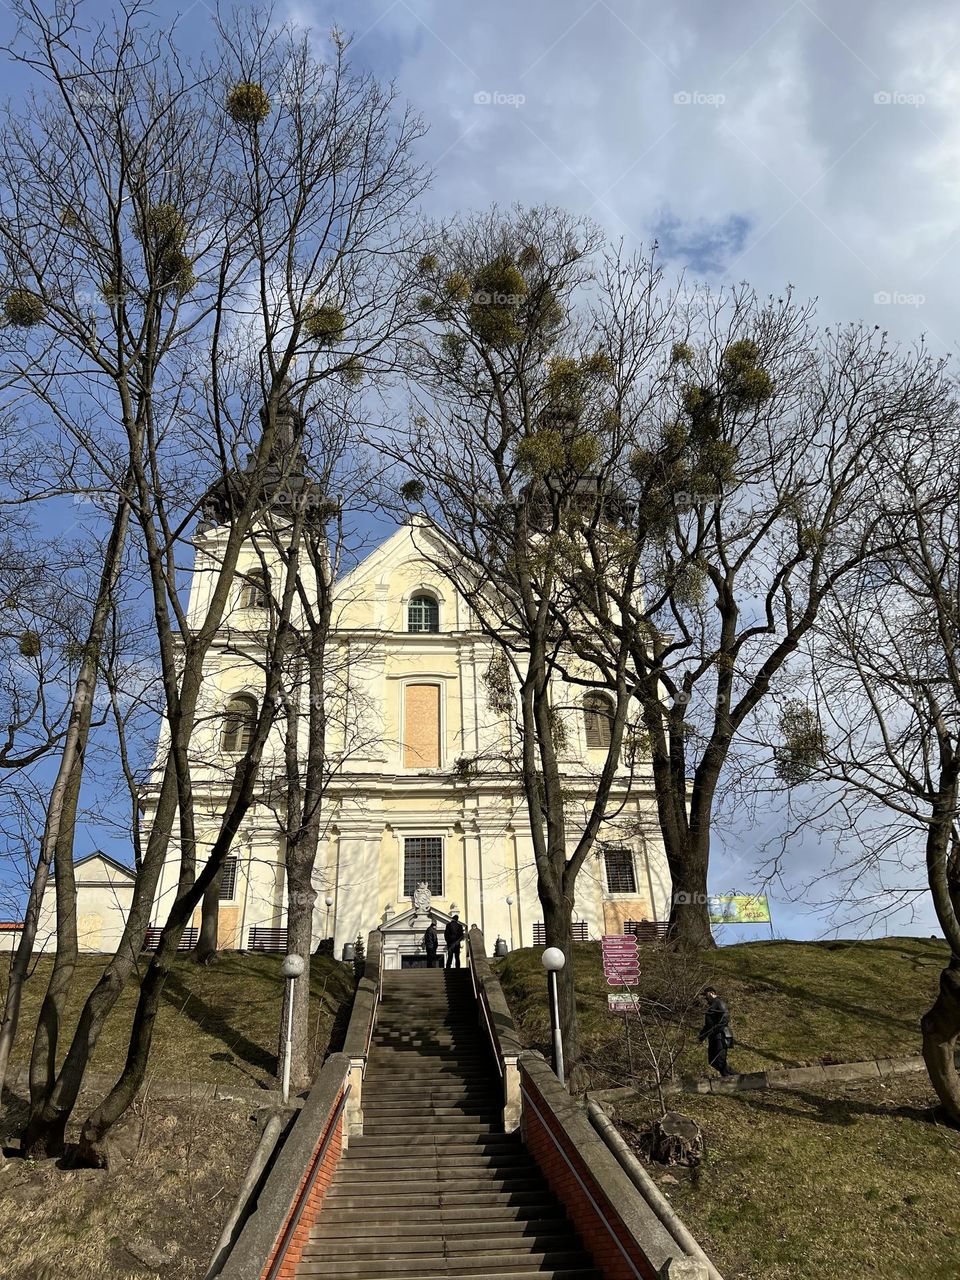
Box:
left=403, top=683, right=441, bottom=768
left=604, top=847, right=637, bottom=894
left=219, top=855, right=238, bottom=901
left=403, top=837, right=443, bottom=898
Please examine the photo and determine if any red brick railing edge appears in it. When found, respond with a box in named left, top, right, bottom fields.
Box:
left=520, top=1053, right=678, bottom=1280
left=214, top=1052, right=350, bottom=1280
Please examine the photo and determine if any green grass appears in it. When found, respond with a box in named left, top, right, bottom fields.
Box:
left=616, top=1075, right=960, bottom=1280
left=498, top=938, right=957, bottom=1280
left=1, top=951, right=356, bottom=1089
left=495, top=936, right=947, bottom=1086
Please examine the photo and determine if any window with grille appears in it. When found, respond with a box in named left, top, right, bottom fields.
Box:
left=403, top=837, right=443, bottom=897
left=533, top=922, right=589, bottom=945
left=221, top=695, right=257, bottom=753
left=219, top=856, right=238, bottom=901
left=604, top=847, right=637, bottom=894
left=583, top=693, right=614, bottom=749
left=408, top=594, right=439, bottom=633
left=239, top=569, right=269, bottom=610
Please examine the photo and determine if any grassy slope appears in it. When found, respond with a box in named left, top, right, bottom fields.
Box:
left=496, top=936, right=947, bottom=1084
left=618, top=1076, right=960, bottom=1280
left=0, top=953, right=357, bottom=1280
left=498, top=937, right=958, bottom=1280
left=1, top=951, right=356, bottom=1089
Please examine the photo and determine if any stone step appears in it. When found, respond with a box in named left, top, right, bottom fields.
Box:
left=314, top=1212, right=567, bottom=1236
left=299, top=1272, right=601, bottom=1280
left=347, top=1133, right=516, bottom=1150
left=311, top=1234, right=583, bottom=1259
left=339, top=1152, right=535, bottom=1173
left=332, top=1167, right=541, bottom=1191
left=322, top=1188, right=560, bottom=1211
left=294, top=1250, right=595, bottom=1277
left=360, top=1123, right=500, bottom=1138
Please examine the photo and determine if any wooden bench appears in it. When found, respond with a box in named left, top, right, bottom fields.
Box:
left=143, top=926, right=198, bottom=952
left=247, top=925, right=288, bottom=952
left=624, top=919, right=670, bottom=943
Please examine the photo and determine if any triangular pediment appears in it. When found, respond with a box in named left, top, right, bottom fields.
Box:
left=334, top=517, right=453, bottom=597
left=379, top=902, right=456, bottom=931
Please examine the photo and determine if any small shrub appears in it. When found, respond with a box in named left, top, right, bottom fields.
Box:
left=443, top=271, right=471, bottom=301
left=483, top=651, right=513, bottom=712
left=303, top=302, right=345, bottom=345
left=18, top=630, right=41, bottom=657
left=227, top=81, right=271, bottom=127
left=4, top=290, right=46, bottom=327
left=140, top=203, right=186, bottom=248
left=453, top=755, right=478, bottom=779
left=158, top=249, right=196, bottom=296
left=339, top=355, right=364, bottom=386
left=774, top=700, right=827, bottom=786
left=99, top=276, right=127, bottom=306
left=417, top=252, right=438, bottom=274
left=671, top=341, right=695, bottom=366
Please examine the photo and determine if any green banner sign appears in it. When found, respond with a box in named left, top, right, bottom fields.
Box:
left=708, top=894, right=772, bottom=924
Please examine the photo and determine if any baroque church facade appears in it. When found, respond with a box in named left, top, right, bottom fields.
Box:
left=142, top=511, right=672, bottom=967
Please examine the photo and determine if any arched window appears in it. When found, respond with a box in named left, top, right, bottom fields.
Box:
left=221, top=695, right=257, bottom=753
left=407, top=593, right=439, bottom=633
left=239, top=569, right=269, bottom=610
left=583, top=692, right=614, bottom=750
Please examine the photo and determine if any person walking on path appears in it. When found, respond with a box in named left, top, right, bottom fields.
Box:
left=698, top=986, right=735, bottom=1077
left=444, top=913, right=465, bottom=969
left=423, top=917, right=440, bottom=968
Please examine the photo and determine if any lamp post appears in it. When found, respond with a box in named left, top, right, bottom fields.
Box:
left=280, top=953, right=305, bottom=1104
left=505, top=895, right=514, bottom=951
left=324, top=894, right=334, bottom=943
left=541, top=947, right=566, bottom=1085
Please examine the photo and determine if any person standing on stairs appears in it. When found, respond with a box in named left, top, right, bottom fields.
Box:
left=444, top=912, right=465, bottom=968
left=423, top=916, right=440, bottom=967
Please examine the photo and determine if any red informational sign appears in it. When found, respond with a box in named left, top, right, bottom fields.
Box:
left=602, top=934, right=639, bottom=987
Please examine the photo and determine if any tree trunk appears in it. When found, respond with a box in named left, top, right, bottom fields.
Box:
left=664, top=833, right=716, bottom=950
left=0, top=491, right=130, bottom=1090
left=192, top=871, right=221, bottom=964
left=921, top=960, right=960, bottom=1126
left=28, top=760, right=81, bottom=1105
left=21, top=750, right=180, bottom=1158
left=541, top=889, right=581, bottom=1082
left=283, top=847, right=316, bottom=1091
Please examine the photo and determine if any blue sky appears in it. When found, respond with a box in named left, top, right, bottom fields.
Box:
left=1, top=0, right=953, bottom=943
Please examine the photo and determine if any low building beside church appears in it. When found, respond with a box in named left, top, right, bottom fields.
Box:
left=141, top=512, right=672, bottom=966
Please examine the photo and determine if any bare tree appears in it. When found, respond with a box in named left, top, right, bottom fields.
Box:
left=537, top=273, right=950, bottom=950
left=774, top=414, right=960, bottom=1122
left=390, top=207, right=650, bottom=1080
left=0, top=0, right=424, bottom=1160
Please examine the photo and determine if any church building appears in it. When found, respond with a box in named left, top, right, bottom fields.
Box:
left=142, top=453, right=671, bottom=966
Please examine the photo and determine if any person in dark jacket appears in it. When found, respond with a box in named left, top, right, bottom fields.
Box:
left=423, top=917, right=440, bottom=968
left=444, top=913, right=465, bottom=968
left=698, top=987, right=735, bottom=1076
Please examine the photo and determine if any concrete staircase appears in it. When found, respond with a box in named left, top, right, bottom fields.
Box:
left=296, top=969, right=600, bottom=1280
